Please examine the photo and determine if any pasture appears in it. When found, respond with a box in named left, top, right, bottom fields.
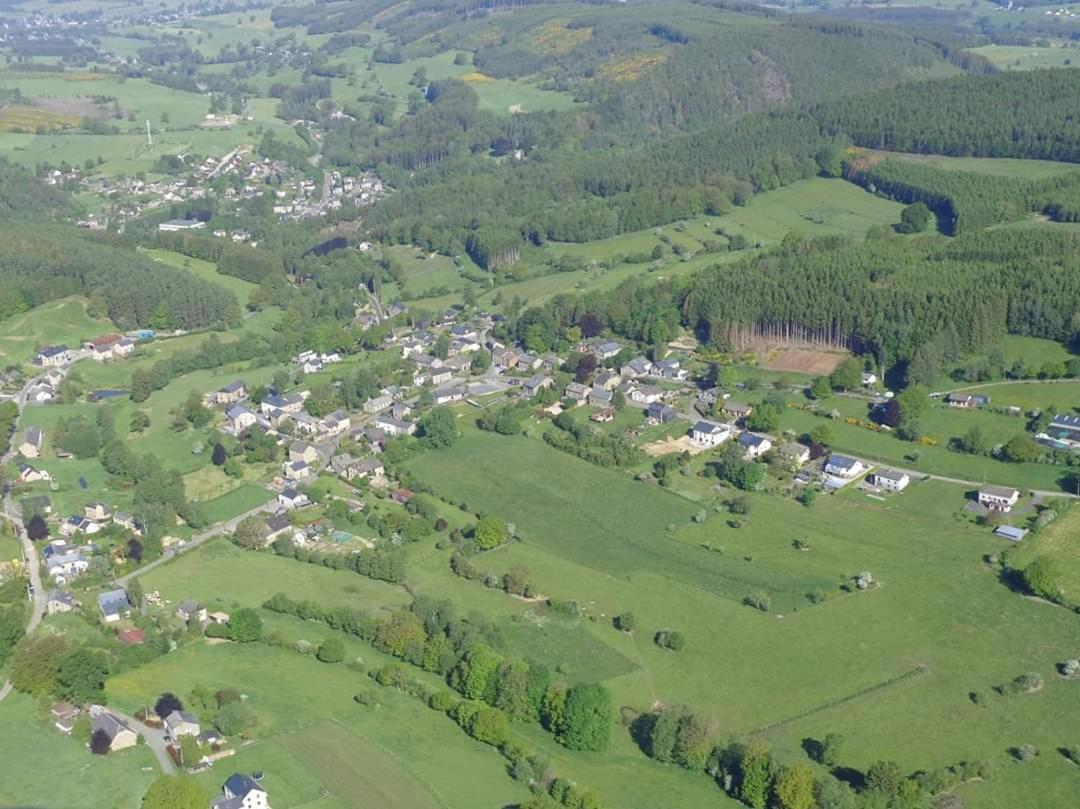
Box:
left=875, top=151, right=1080, bottom=179
left=0, top=297, right=109, bottom=366
left=1007, top=506, right=1080, bottom=604
left=0, top=692, right=157, bottom=809
left=968, top=44, right=1080, bottom=71
left=140, top=248, right=259, bottom=303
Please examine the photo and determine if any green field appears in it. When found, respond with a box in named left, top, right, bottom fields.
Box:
left=1007, top=506, right=1080, bottom=603
left=968, top=44, right=1080, bottom=71
left=139, top=539, right=412, bottom=613
left=0, top=693, right=157, bottom=809
left=877, top=151, right=1080, bottom=179
left=0, top=297, right=109, bottom=365
left=197, top=483, right=275, bottom=524
left=140, top=248, right=259, bottom=303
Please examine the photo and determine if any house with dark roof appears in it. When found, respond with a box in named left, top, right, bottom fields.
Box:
left=738, top=432, right=772, bottom=459
left=18, top=426, right=43, bottom=459
left=226, top=405, right=257, bottom=432
left=164, top=710, right=201, bottom=740
left=278, top=488, right=310, bottom=510
left=825, top=454, right=866, bottom=478
left=647, top=402, right=678, bottom=424
left=98, top=589, right=131, bottom=623
left=210, top=773, right=270, bottom=809
left=91, top=711, right=137, bottom=751
left=33, top=345, right=70, bottom=367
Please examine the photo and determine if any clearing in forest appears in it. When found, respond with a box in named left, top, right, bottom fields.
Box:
left=762, top=348, right=847, bottom=375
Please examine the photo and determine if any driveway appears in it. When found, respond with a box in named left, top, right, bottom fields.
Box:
left=108, top=708, right=176, bottom=774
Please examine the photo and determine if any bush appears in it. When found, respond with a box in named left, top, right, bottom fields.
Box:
left=614, top=613, right=636, bottom=633
left=429, top=690, right=459, bottom=712
left=316, top=636, right=346, bottom=663
left=205, top=622, right=227, bottom=638
left=654, top=630, right=686, bottom=652
left=1011, top=744, right=1038, bottom=762
left=743, top=591, right=770, bottom=611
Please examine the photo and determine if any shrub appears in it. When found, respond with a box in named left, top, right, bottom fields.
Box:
left=205, top=622, right=227, bottom=638
left=614, top=613, right=636, bottom=633
left=743, top=591, right=770, bottom=611
left=429, top=690, right=459, bottom=712
left=1012, top=744, right=1038, bottom=762
left=316, top=636, right=346, bottom=663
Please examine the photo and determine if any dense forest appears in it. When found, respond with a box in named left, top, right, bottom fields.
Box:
left=0, top=158, right=74, bottom=220
left=0, top=227, right=241, bottom=329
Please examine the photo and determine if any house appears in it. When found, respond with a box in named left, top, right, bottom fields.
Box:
left=946, top=393, right=990, bottom=409
left=98, top=589, right=131, bottom=623
left=591, top=407, right=615, bottom=423
left=872, top=469, right=910, bottom=492
left=207, top=612, right=230, bottom=625
left=216, top=381, right=248, bottom=405
left=47, top=552, right=89, bottom=582
left=18, top=463, right=50, bottom=483
left=60, top=516, right=92, bottom=537
left=721, top=401, right=753, bottom=421
left=291, top=412, right=323, bottom=437
left=278, top=488, right=310, bottom=510
left=176, top=599, right=207, bottom=624
left=264, top=514, right=292, bottom=542
left=158, top=218, right=206, bottom=232
left=434, top=386, right=467, bottom=405
left=521, top=375, right=553, bottom=398
left=18, top=426, right=43, bottom=459
left=288, top=441, right=319, bottom=465
left=621, top=356, right=653, bottom=378
left=861, top=372, right=878, bottom=386
left=323, top=410, right=350, bottom=436
left=373, top=415, right=416, bottom=436
left=113, top=512, right=142, bottom=535
left=34, top=345, right=70, bottom=367
left=227, top=405, right=257, bottom=432
left=593, top=370, right=620, bottom=390
left=51, top=702, right=79, bottom=734
left=284, top=461, right=313, bottom=482
left=390, top=402, right=413, bottom=421
left=738, top=432, right=772, bottom=459
left=329, top=453, right=357, bottom=476
left=117, top=627, right=145, bottom=645
left=648, top=402, right=678, bottom=424
left=261, top=393, right=304, bottom=416
left=351, top=458, right=385, bottom=481
left=978, top=484, right=1020, bottom=512
left=197, top=728, right=224, bottom=747
left=690, top=420, right=731, bottom=447
left=517, top=353, right=542, bottom=371
left=630, top=386, right=663, bottom=405
left=994, top=525, right=1028, bottom=542
left=114, top=337, right=136, bottom=358
left=825, top=454, right=866, bottom=478
left=91, top=711, right=138, bottom=751
left=491, top=346, right=519, bottom=368
left=591, top=340, right=623, bottom=360
left=655, top=359, right=688, bottom=381
left=589, top=388, right=613, bottom=407
left=46, top=590, right=77, bottom=615
left=210, top=773, right=270, bottom=809
left=778, top=442, right=811, bottom=467
left=363, top=394, right=394, bottom=414
left=564, top=382, right=591, bottom=401
left=164, top=710, right=201, bottom=740
left=85, top=334, right=123, bottom=361
left=85, top=502, right=112, bottom=522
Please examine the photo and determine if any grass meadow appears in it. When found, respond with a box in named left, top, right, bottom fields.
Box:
left=0, top=297, right=109, bottom=366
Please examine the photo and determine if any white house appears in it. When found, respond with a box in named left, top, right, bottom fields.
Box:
left=363, top=394, right=393, bottom=414
left=629, top=386, right=663, bottom=405
left=278, top=488, right=310, bottom=510
left=227, top=405, right=257, bottom=432
left=690, top=420, right=731, bottom=447
left=738, top=432, right=772, bottom=459
left=978, top=485, right=1020, bottom=512
left=211, top=773, right=270, bottom=809
left=34, top=345, right=70, bottom=367
left=163, top=710, right=201, bottom=740
left=373, top=415, right=416, bottom=436
left=872, top=469, right=910, bottom=492
left=825, top=454, right=866, bottom=478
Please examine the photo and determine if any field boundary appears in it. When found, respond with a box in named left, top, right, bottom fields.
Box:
left=747, top=664, right=928, bottom=735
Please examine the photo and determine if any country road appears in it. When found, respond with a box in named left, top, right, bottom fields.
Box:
left=108, top=708, right=176, bottom=774
left=115, top=502, right=274, bottom=587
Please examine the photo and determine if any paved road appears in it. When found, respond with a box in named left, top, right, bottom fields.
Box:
left=0, top=368, right=53, bottom=702
left=842, top=454, right=1080, bottom=499
left=109, top=708, right=176, bottom=774
left=115, top=502, right=274, bottom=587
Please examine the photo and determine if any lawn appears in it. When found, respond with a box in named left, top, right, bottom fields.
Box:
left=1008, top=504, right=1080, bottom=601
left=951, top=380, right=1080, bottom=413
left=138, top=538, right=412, bottom=613
left=197, top=482, right=275, bottom=523
left=139, top=248, right=259, bottom=304
left=968, top=44, right=1080, bottom=71
left=0, top=692, right=157, bottom=809
left=0, top=297, right=110, bottom=366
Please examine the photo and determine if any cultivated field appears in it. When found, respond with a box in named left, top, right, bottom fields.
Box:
left=761, top=348, right=847, bottom=375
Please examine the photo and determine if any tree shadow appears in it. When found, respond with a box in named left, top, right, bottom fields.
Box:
left=801, top=737, right=824, bottom=763
left=831, top=766, right=865, bottom=791
left=628, top=711, right=655, bottom=756
left=997, top=565, right=1028, bottom=596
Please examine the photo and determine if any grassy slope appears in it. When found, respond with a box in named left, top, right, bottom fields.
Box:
left=0, top=297, right=110, bottom=366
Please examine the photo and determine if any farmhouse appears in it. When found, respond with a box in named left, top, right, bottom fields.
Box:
left=564, top=382, right=591, bottom=401
left=722, top=401, right=753, bottom=421
left=46, top=590, right=77, bottom=615
left=33, top=345, right=70, bottom=367
left=163, top=710, right=201, bottom=740
left=946, top=393, right=990, bottom=409
left=323, top=410, right=350, bottom=435
left=351, top=458, right=385, bottom=480
left=84, top=502, right=111, bottom=521
left=18, top=463, right=50, bottom=483
left=648, top=402, right=678, bottom=423
left=215, top=381, right=248, bottom=405
left=91, top=711, right=138, bottom=752
left=278, top=488, right=310, bottom=510
left=176, top=599, right=207, bottom=623
left=521, top=375, right=553, bottom=397
left=435, top=386, right=467, bottom=405
left=978, top=484, right=1020, bottom=512
left=778, top=442, right=811, bottom=466
left=98, top=589, right=131, bottom=623
left=363, top=394, right=393, bottom=414
left=822, top=454, right=863, bottom=478
left=18, top=427, right=43, bottom=459
left=872, top=469, right=910, bottom=492
left=46, top=552, right=88, bottom=583
left=227, top=405, right=257, bottom=432
left=690, top=420, right=731, bottom=447
left=288, top=441, right=319, bottom=465
left=630, top=385, right=663, bottom=405
left=84, top=334, right=123, bottom=361
left=210, top=773, right=270, bottom=809
left=654, top=359, right=688, bottom=381
left=621, top=356, right=653, bottom=378
left=374, top=415, right=416, bottom=436
left=738, top=432, right=772, bottom=459
left=588, top=388, right=613, bottom=407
